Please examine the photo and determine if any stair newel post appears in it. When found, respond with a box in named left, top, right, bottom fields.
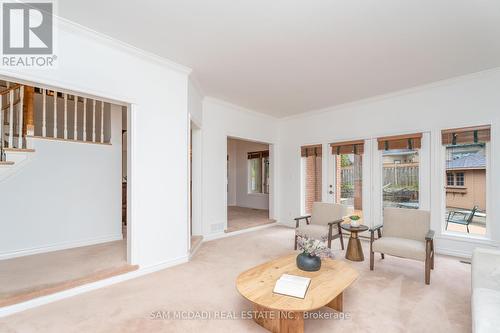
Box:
left=42, top=89, right=47, bottom=137
left=53, top=90, right=57, bottom=138
left=73, top=96, right=77, bottom=140
left=63, top=93, right=68, bottom=139
left=18, top=86, right=24, bottom=148
left=22, top=85, right=34, bottom=141
left=100, top=101, right=104, bottom=143
left=92, top=99, right=96, bottom=142
left=8, top=89, right=14, bottom=148
left=82, top=98, right=87, bottom=141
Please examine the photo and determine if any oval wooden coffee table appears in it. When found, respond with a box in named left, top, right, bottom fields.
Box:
left=236, top=253, right=359, bottom=333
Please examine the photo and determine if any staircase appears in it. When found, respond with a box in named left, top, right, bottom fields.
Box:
left=0, top=82, right=31, bottom=168
left=0, top=79, right=111, bottom=171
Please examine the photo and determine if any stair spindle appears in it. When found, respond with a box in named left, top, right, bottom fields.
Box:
left=73, top=96, right=77, bottom=140
left=92, top=100, right=96, bottom=142
left=8, top=90, right=14, bottom=148
left=53, top=90, right=57, bottom=138
left=42, top=89, right=46, bottom=137
left=100, top=101, right=104, bottom=143
left=18, top=86, right=24, bottom=148
left=82, top=98, right=87, bottom=141
left=63, top=93, right=68, bottom=139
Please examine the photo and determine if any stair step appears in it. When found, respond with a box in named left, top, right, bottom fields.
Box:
left=4, top=148, right=35, bottom=153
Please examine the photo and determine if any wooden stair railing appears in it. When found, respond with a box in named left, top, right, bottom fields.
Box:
left=1, top=80, right=112, bottom=161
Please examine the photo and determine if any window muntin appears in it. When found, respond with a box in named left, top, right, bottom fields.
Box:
left=447, top=172, right=454, bottom=186
left=455, top=172, right=465, bottom=187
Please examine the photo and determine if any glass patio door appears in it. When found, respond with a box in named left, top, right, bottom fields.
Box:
left=329, top=140, right=364, bottom=217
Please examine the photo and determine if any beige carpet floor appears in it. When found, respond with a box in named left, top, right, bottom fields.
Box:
left=0, top=240, right=127, bottom=302
left=1, top=226, right=471, bottom=333
left=227, top=206, right=275, bottom=233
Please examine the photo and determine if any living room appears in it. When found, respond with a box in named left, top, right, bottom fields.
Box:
left=1, top=1, right=499, bottom=332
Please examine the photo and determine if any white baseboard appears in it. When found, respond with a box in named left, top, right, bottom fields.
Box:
left=189, top=237, right=204, bottom=259
left=0, top=255, right=188, bottom=318
left=0, top=234, right=123, bottom=260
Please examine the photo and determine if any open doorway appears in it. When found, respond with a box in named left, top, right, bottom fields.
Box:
left=226, top=137, right=275, bottom=233
left=0, top=78, right=136, bottom=307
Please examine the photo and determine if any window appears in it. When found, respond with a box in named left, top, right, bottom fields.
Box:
left=447, top=172, right=454, bottom=186
left=378, top=133, right=421, bottom=210
left=442, top=125, right=489, bottom=236
left=247, top=150, right=269, bottom=194
left=329, top=140, right=364, bottom=215
left=301, top=145, right=322, bottom=214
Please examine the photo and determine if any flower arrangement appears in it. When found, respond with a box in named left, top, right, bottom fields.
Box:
left=350, top=215, right=361, bottom=227
left=296, top=235, right=334, bottom=259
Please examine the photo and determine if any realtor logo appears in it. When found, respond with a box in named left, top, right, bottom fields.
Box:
left=1, top=1, right=56, bottom=67
left=3, top=2, right=53, bottom=54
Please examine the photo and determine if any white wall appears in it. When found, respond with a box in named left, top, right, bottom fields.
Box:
left=227, top=138, right=269, bottom=210
left=278, top=69, right=500, bottom=257
left=0, top=18, right=191, bottom=268
left=202, top=98, right=279, bottom=237
left=227, top=139, right=237, bottom=206
left=0, top=105, right=122, bottom=259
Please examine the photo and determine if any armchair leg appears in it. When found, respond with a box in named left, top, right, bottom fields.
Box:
left=338, top=224, right=345, bottom=250
left=431, top=240, right=435, bottom=270
left=425, top=239, right=432, bottom=285
left=425, top=258, right=431, bottom=285
left=376, top=229, right=384, bottom=259
left=370, top=231, right=374, bottom=271
left=370, top=251, right=374, bottom=270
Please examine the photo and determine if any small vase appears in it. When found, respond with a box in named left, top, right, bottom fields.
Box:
left=351, top=220, right=360, bottom=227
left=296, top=253, right=321, bottom=272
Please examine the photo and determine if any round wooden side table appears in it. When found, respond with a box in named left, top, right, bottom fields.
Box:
left=341, top=224, right=369, bottom=261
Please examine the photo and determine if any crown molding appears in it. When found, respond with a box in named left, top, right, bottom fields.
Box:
left=282, top=67, right=500, bottom=121
left=203, top=96, right=278, bottom=121
left=56, top=17, right=192, bottom=76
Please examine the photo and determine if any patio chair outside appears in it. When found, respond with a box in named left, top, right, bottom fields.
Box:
left=446, top=206, right=478, bottom=233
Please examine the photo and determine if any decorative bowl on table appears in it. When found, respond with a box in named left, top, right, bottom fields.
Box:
left=295, top=235, right=334, bottom=271
left=350, top=215, right=361, bottom=228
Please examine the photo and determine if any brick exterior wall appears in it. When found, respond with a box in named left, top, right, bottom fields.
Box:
left=304, top=155, right=322, bottom=214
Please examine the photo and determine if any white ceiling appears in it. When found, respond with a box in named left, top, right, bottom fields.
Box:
left=58, top=0, right=500, bottom=117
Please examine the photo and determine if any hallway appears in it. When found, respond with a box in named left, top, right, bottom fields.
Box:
left=226, top=206, right=275, bottom=233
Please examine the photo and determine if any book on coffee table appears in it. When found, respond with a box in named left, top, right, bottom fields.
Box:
left=273, top=274, right=311, bottom=299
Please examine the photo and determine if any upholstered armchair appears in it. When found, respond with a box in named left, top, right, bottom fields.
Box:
left=370, top=207, right=434, bottom=284
left=294, top=202, right=348, bottom=250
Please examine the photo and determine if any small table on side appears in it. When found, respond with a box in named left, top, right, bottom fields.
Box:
left=341, top=224, right=369, bottom=261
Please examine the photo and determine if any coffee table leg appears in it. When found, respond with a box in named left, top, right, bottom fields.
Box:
left=345, top=231, right=364, bottom=261
left=326, top=292, right=343, bottom=312
left=253, top=304, right=304, bottom=333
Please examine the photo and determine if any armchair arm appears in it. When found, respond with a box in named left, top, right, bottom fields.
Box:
left=327, top=218, right=345, bottom=226
left=425, top=230, right=435, bottom=241
left=369, top=224, right=383, bottom=233
left=294, top=215, right=311, bottom=228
